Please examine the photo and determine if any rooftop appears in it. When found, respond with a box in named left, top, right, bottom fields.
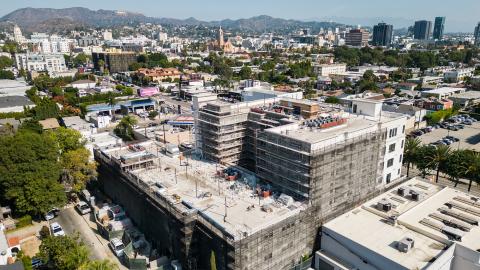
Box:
left=265, top=112, right=401, bottom=148
left=0, top=96, right=35, bottom=108
left=100, top=141, right=306, bottom=241
left=422, top=87, right=466, bottom=95
left=324, top=178, right=480, bottom=270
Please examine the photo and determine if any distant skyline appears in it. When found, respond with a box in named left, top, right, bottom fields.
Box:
left=1, top=0, right=479, bottom=32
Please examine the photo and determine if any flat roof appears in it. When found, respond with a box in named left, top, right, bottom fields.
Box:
left=101, top=141, right=306, bottom=241
left=265, top=112, right=400, bottom=146
left=324, top=178, right=480, bottom=269
left=0, top=96, right=34, bottom=108
left=422, top=87, right=466, bottom=95
left=451, top=91, right=480, bottom=99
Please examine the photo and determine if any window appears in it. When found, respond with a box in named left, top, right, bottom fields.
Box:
left=353, top=104, right=358, bottom=114
left=389, top=128, right=398, bottom=138
left=400, top=154, right=403, bottom=163
left=401, top=140, right=404, bottom=149
left=402, top=125, right=406, bottom=134
left=387, top=158, right=394, bottom=168
left=386, top=173, right=392, bottom=184
left=388, top=143, right=396, bottom=153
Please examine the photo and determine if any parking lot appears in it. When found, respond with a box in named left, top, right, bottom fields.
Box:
left=417, top=121, right=480, bottom=151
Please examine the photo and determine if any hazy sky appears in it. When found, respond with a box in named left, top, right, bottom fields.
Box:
left=2, top=0, right=479, bottom=32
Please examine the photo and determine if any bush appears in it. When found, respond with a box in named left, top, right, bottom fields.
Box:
left=40, top=225, right=50, bottom=239
left=16, top=215, right=32, bottom=228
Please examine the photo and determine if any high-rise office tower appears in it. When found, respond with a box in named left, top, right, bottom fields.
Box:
left=345, top=29, right=369, bottom=47
left=413, top=20, right=432, bottom=40
left=433, top=17, right=446, bottom=40
left=372, top=23, right=393, bottom=46
left=475, top=22, right=480, bottom=46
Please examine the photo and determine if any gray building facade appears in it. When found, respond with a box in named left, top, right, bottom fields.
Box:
left=413, top=20, right=432, bottom=40
left=433, top=17, right=446, bottom=40
left=372, top=23, right=393, bottom=47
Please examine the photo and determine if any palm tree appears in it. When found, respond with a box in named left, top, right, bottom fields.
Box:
left=106, top=93, right=116, bottom=121
left=430, top=145, right=451, bottom=183
left=465, top=151, right=480, bottom=192
left=444, top=150, right=469, bottom=187
left=403, top=137, right=421, bottom=177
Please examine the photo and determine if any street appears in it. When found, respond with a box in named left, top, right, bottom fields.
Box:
left=55, top=206, right=127, bottom=269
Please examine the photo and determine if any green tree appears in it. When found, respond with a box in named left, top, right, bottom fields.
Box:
left=0, top=131, right=66, bottom=216
left=0, top=56, right=14, bottom=69
left=465, top=150, right=480, bottom=192
left=210, top=250, right=217, bottom=270
left=325, top=96, right=340, bottom=104
left=60, top=148, right=97, bottom=193
left=404, top=137, right=421, bottom=177
left=79, top=260, right=118, bottom=270
left=415, top=145, right=436, bottom=178
left=47, top=127, right=85, bottom=154
left=0, top=70, right=15, bottom=80
left=238, top=66, right=252, bottom=80
left=429, top=145, right=451, bottom=183
left=106, top=93, right=117, bottom=120
left=114, top=115, right=137, bottom=141
left=39, top=235, right=90, bottom=270
left=444, top=150, right=469, bottom=187
left=34, top=98, right=60, bottom=120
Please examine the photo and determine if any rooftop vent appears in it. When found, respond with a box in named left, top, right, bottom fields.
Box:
left=377, top=198, right=392, bottom=212
left=397, top=237, right=415, bottom=252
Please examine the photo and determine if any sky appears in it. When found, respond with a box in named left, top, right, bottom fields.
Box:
left=1, top=0, right=479, bottom=32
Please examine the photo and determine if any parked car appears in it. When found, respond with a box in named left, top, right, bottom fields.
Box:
left=447, top=126, right=459, bottom=131
left=44, top=208, right=60, bottom=221
left=76, top=201, right=91, bottom=215
left=445, top=136, right=459, bottom=142
left=443, top=140, right=452, bottom=145
left=50, top=222, right=65, bottom=236
left=109, top=238, right=125, bottom=257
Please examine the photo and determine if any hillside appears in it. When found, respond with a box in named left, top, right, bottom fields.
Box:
left=0, top=7, right=344, bottom=33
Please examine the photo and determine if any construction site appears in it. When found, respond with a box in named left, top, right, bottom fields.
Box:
left=95, top=141, right=316, bottom=270
left=95, top=97, right=408, bottom=270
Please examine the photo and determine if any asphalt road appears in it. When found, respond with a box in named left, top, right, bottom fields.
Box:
left=55, top=206, right=126, bottom=269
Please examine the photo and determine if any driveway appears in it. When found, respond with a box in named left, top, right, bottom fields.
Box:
left=55, top=207, right=127, bottom=269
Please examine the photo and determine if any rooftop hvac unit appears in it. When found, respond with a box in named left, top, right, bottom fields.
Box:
left=377, top=199, right=392, bottom=212
left=410, top=190, right=421, bottom=201
left=397, top=237, right=415, bottom=252
left=397, top=187, right=406, bottom=197
left=386, top=215, right=398, bottom=226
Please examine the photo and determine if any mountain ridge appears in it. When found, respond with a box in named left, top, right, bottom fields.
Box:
left=0, top=7, right=345, bottom=33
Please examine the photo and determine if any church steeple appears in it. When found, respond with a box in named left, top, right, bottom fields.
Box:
left=218, top=26, right=224, bottom=47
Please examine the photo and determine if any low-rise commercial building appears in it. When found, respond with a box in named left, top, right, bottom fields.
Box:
left=313, top=63, right=347, bottom=77
left=420, top=87, right=467, bottom=99
left=444, top=68, right=475, bottom=83
left=316, top=178, right=480, bottom=270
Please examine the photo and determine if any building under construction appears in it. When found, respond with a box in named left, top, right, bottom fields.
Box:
left=95, top=142, right=316, bottom=270
left=95, top=97, right=407, bottom=270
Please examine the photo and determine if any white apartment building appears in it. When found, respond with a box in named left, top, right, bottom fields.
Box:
left=444, top=68, right=475, bottom=83
left=103, top=31, right=113, bottom=41
left=30, top=33, right=73, bottom=53
left=313, top=63, right=347, bottom=76
left=15, top=53, right=67, bottom=73
left=351, top=99, right=406, bottom=184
